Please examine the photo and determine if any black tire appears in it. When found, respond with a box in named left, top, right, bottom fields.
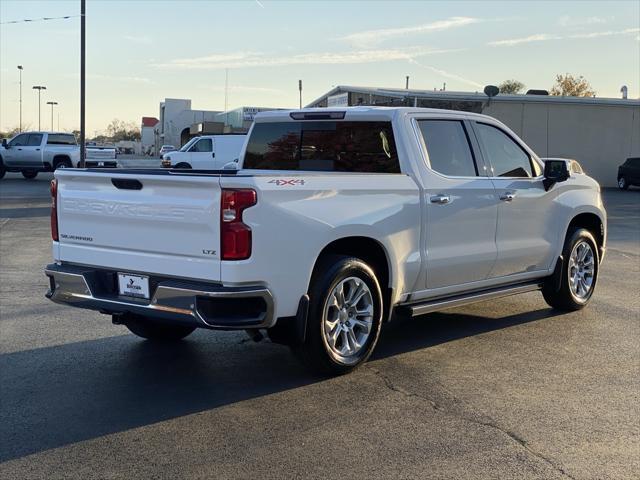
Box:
left=123, top=314, right=195, bottom=341
left=293, top=255, right=384, bottom=376
left=21, top=170, right=38, bottom=179
left=542, top=228, right=599, bottom=311
left=0, top=160, right=5, bottom=179
left=54, top=158, right=72, bottom=170
left=175, top=162, right=192, bottom=169
left=618, top=177, right=629, bottom=190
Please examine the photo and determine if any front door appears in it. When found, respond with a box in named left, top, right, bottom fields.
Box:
left=189, top=137, right=214, bottom=168
left=415, top=118, right=498, bottom=290
left=472, top=121, right=557, bottom=277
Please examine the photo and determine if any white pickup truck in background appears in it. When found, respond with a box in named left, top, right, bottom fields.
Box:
left=85, top=143, right=118, bottom=168
left=0, top=132, right=80, bottom=179
left=161, top=134, right=246, bottom=169
left=45, top=107, right=606, bottom=374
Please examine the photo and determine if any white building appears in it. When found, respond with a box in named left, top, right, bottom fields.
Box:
left=140, top=117, right=159, bottom=155
left=158, top=99, right=220, bottom=148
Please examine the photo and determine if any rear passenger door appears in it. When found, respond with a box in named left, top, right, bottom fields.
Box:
left=471, top=121, right=556, bottom=278
left=414, top=118, right=498, bottom=290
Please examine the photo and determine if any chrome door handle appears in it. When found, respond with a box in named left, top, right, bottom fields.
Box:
left=499, top=192, right=516, bottom=202
left=430, top=194, right=450, bottom=205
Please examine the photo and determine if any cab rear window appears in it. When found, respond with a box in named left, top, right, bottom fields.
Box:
left=47, top=134, right=77, bottom=145
left=243, top=121, right=400, bottom=173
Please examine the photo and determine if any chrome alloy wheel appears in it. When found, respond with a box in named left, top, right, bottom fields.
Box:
left=322, top=276, right=374, bottom=359
left=568, top=240, right=595, bottom=301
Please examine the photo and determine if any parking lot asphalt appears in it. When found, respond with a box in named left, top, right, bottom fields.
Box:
left=0, top=175, right=638, bottom=480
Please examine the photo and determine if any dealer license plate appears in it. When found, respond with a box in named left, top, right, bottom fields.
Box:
left=118, top=273, right=150, bottom=299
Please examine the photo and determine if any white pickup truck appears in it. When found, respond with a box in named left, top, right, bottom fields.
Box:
left=161, top=134, right=246, bottom=170
left=44, top=107, right=606, bottom=374
left=1, top=131, right=80, bottom=179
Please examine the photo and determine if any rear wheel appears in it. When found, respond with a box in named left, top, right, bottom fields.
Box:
left=293, top=255, right=383, bottom=375
left=0, top=160, right=5, bottom=179
left=123, top=314, right=195, bottom=341
left=21, top=170, right=38, bottom=179
left=618, top=177, right=629, bottom=190
left=54, top=158, right=72, bottom=170
left=542, top=228, right=599, bottom=311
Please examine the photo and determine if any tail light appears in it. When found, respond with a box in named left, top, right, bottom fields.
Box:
left=50, top=179, right=59, bottom=241
left=221, top=189, right=256, bottom=260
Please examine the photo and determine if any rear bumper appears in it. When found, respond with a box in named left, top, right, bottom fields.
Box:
left=44, top=263, right=274, bottom=329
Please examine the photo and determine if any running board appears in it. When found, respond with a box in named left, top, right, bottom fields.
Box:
left=398, top=281, right=544, bottom=318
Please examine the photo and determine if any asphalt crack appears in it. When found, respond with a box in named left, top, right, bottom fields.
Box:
left=367, top=366, right=577, bottom=480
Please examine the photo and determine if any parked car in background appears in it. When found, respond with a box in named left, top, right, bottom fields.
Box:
left=85, top=143, right=118, bottom=168
left=161, top=134, right=246, bottom=169
left=617, top=157, right=640, bottom=190
left=159, top=145, right=176, bottom=158
left=45, top=107, right=607, bottom=375
left=0, top=131, right=79, bottom=179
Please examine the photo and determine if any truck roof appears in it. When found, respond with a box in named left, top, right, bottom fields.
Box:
left=253, top=106, right=492, bottom=123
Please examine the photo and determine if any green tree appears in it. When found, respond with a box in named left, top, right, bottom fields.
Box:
left=105, top=119, right=141, bottom=142
left=550, top=73, right=596, bottom=97
left=499, top=79, right=525, bottom=94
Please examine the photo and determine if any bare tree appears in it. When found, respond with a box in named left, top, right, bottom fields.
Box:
left=550, top=74, right=596, bottom=97
left=499, top=80, right=525, bottom=94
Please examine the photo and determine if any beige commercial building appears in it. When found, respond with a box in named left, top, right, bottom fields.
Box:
left=308, top=86, right=640, bottom=187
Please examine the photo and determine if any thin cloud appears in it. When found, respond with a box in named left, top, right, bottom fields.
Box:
left=64, top=73, right=153, bottom=84
left=488, top=33, right=562, bottom=47
left=123, top=34, right=152, bottom=44
left=205, top=85, right=285, bottom=95
left=557, top=15, right=608, bottom=27
left=408, top=58, right=484, bottom=89
left=489, top=27, right=639, bottom=46
left=341, top=17, right=481, bottom=47
left=154, top=47, right=459, bottom=70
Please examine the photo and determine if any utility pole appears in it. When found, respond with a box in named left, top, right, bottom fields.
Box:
left=406, top=76, right=409, bottom=89
left=17, top=66, right=23, bottom=132
left=47, top=101, right=58, bottom=130
left=298, top=80, right=302, bottom=109
left=80, top=0, right=86, bottom=167
left=32, top=85, right=46, bottom=130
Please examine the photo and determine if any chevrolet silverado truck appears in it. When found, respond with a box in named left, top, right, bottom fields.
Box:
left=1, top=132, right=80, bottom=179
left=85, top=143, right=118, bottom=168
left=44, top=107, right=606, bottom=374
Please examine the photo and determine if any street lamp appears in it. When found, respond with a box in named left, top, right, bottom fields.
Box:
left=17, top=66, right=23, bottom=132
left=47, top=101, right=58, bottom=131
left=32, top=85, right=46, bottom=130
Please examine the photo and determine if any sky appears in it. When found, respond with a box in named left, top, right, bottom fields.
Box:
left=1, top=0, right=639, bottom=134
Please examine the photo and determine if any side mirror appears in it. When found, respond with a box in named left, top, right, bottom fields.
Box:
left=2, top=139, right=8, bottom=148
left=222, top=161, right=238, bottom=170
left=543, top=159, right=570, bottom=191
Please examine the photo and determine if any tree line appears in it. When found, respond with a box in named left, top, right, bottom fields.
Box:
left=498, top=73, right=596, bottom=96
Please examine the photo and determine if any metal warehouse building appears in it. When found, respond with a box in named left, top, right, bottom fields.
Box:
left=307, top=86, right=640, bottom=187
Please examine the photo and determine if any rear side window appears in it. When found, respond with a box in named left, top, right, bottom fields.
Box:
left=47, top=134, right=76, bottom=145
left=417, top=120, right=478, bottom=177
left=243, top=121, right=400, bottom=173
left=27, top=134, right=43, bottom=147
left=475, top=123, right=533, bottom=178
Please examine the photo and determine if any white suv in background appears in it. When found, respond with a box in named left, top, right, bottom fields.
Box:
left=161, top=134, right=246, bottom=170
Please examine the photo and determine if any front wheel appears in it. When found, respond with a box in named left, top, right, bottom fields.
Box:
left=175, top=162, right=192, bottom=169
left=542, top=228, right=599, bottom=311
left=21, top=170, right=38, bottom=179
left=123, top=315, right=195, bottom=341
left=618, top=177, right=629, bottom=190
left=293, top=255, right=383, bottom=375
left=0, top=162, right=5, bottom=179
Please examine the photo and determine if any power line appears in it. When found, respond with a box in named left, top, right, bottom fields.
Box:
left=1, top=14, right=82, bottom=25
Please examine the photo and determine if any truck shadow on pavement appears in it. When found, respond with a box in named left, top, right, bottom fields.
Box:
left=1, top=307, right=561, bottom=462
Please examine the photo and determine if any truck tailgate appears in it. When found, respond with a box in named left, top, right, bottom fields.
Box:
left=55, top=170, right=222, bottom=282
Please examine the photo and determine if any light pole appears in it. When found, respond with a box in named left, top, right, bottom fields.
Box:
left=47, top=101, right=58, bottom=131
left=17, top=66, right=23, bottom=132
left=32, top=85, right=46, bottom=130
left=80, top=0, right=86, bottom=167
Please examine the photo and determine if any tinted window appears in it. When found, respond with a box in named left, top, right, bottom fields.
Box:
left=418, top=120, right=477, bottom=177
left=27, top=134, right=43, bottom=147
left=47, top=134, right=76, bottom=145
left=625, top=158, right=640, bottom=167
left=191, top=138, right=213, bottom=152
left=244, top=121, right=400, bottom=173
left=9, top=134, right=28, bottom=146
left=475, top=123, right=533, bottom=177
